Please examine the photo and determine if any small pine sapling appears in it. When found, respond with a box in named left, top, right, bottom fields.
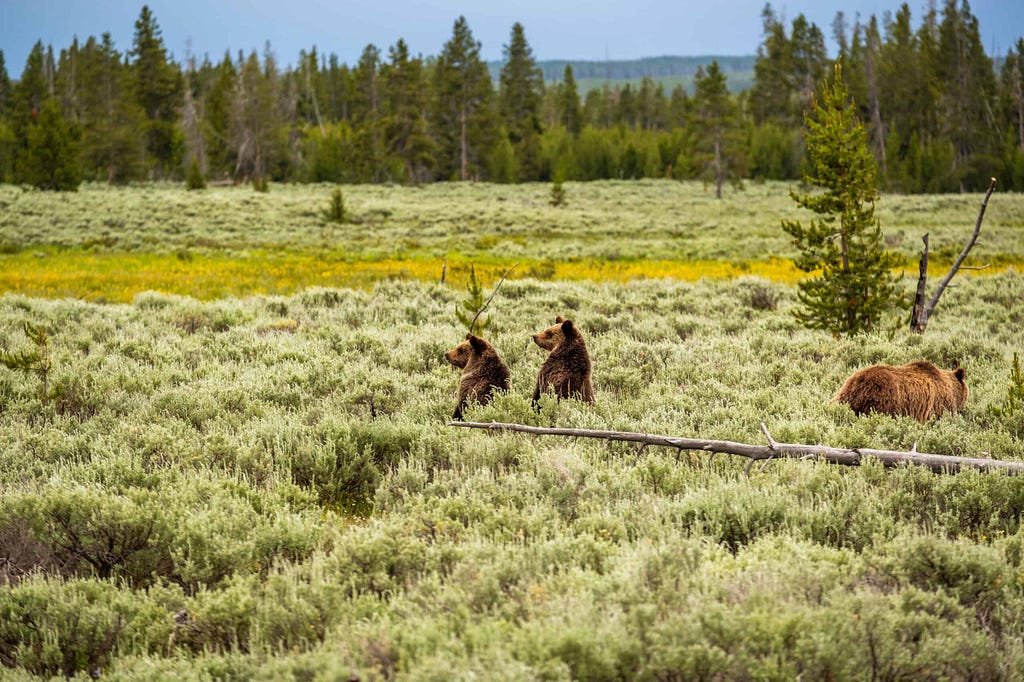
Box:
left=990, top=352, right=1024, bottom=418
left=186, top=158, right=206, bottom=190
left=456, top=266, right=492, bottom=335
left=0, top=322, right=52, bottom=407
left=550, top=179, right=567, bottom=207
left=455, top=264, right=517, bottom=335
left=324, top=187, right=348, bottom=223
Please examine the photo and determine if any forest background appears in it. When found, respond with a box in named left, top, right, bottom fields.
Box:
left=1, top=0, right=1024, bottom=193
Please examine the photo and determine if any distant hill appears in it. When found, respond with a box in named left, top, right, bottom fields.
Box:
left=487, top=55, right=757, bottom=94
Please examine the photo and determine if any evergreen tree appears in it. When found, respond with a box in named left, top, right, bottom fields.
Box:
left=432, top=16, right=496, bottom=180
left=997, top=39, right=1024, bottom=188
left=558, top=64, right=582, bottom=135
left=352, top=44, right=385, bottom=181
left=201, top=52, right=236, bottom=178
left=18, top=98, right=81, bottom=190
left=750, top=5, right=793, bottom=125
left=380, top=39, right=435, bottom=183
left=498, top=23, right=544, bottom=180
left=782, top=62, right=902, bottom=336
left=0, top=50, right=10, bottom=117
left=75, top=34, right=147, bottom=182
left=129, top=5, right=183, bottom=177
left=936, top=0, right=998, bottom=190
left=691, top=61, right=744, bottom=198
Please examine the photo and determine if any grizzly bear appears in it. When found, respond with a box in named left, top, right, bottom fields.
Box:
left=834, top=360, right=968, bottom=423
left=531, top=316, right=595, bottom=408
left=444, top=333, right=511, bottom=421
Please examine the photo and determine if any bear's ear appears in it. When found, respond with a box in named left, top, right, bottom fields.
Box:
left=555, top=315, right=564, bottom=323
left=468, top=334, right=487, bottom=352
left=560, top=319, right=574, bottom=333
left=954, top=367, right=966, bottom=382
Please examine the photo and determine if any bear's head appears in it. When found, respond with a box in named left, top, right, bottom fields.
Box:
left=532, top=316, right=574, bottom=351
left=444, top=333, right=489, bottom=369
left=951, top=366, right=969, bottom=409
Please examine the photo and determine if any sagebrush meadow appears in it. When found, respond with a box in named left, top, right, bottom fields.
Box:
left=1, top=181, right=1023, bottom=679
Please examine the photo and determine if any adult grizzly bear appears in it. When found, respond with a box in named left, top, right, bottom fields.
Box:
left=444, top=333, right=511, bottom=420
left=531, top=316, right=595, bottom=408
left=834, top=360, right=968, bottom=423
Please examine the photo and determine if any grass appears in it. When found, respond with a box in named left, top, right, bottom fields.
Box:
left=2, top=180, right=1022, bottom=302
left=0, top=181, right=1023, bottom=678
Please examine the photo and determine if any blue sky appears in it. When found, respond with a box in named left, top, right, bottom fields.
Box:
left=1, top=0, right=1022, bottom=74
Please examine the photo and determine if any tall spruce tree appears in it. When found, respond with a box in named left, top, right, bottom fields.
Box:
left=691, top=61, right=744, bottom=198
left=558, top=64, right=582, bottom=135
left=782, top=61, right=902, bottom=335
left=937, top=0, right=997, bottom=190
left=0, top=50, right=9, bottom=115
left=498, top=22, right=544, bottom=180
left=352, top=44, right=385, bottom=181
left=129, top=5, right=182, bottom=177
left=432, top=16, right=496, bottom=181
left=18, top=98, right=81, bottom=190
left=380, top=39, right=435, bottom=183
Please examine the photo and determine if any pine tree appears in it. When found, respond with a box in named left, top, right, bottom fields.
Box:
left=432, top=16, right=497, bottom=181
left=129, top=6, right=183, bottom=177
left=351, top=44, right=385, bottom=182
left=558, top=64, right=582, bottom=135
left=498, top=23, right=544, bottom=180
left=0, top=50, right=10, bottom=118
left=201, top=52, right=236, bottom=178
left=18, top=98, right=82, bottom=190
left=79, top=34, right=147, bottom=182
left=936, top=0, right=998, bottom=190
left=782, top=62, right=902, bottom=336
left=690, top=61, right=744, bottom=198
left=379, top=39, right=435, bottom=183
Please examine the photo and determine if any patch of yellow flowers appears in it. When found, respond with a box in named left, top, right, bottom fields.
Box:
left=0, top=249, right=1014, bottom=303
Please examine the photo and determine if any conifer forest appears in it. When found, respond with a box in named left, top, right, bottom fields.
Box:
left=1, top=1, right=1023, bottom=191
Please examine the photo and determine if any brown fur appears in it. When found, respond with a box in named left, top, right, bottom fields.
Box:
left=834, top=360, right=968, bottom=423
left=444, top=333, right=511, bottom=420
left=531, top=316, right=595, bottom=408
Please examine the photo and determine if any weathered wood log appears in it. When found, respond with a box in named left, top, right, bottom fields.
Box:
left=911, top=177, right=995, bottom=333
left=448, top=420, right=1024, bottom=475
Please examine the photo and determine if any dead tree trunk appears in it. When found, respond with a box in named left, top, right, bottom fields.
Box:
left=910, top=177, right=996, bottom=333
left=448, top=421, right=1024, bottom=476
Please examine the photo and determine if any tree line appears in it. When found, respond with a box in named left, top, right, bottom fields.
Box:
left=0, top=1, right=1021, bottom=192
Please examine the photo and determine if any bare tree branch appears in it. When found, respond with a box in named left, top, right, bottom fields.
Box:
left=468, top=264, right=517, bottom=335
left=448, top=421, right=1024, bottom=475
left=912, top=177, right=996, bottom=333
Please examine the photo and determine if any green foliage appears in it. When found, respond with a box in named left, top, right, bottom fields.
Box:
left=454, top=264, right=492, bottom=334
left=782, top=61, right=903, bottom=335
left=0, top=321, right=51, bottom=406
left=549, top=178, right=567, bottom=206
left=323, top=186, right=348, bottom=223
left=989, top=353, right=1024, bottom=431
left=185, top=157, right=206, bottom=190
left=17, top=99, right=82, bottom=191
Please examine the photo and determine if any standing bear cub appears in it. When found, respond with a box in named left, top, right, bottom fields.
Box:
left=834, top=360, right=968, bottom=423
left=531, top=316, right=595, bottom=408
left=444, top=333, right=511, bottom=421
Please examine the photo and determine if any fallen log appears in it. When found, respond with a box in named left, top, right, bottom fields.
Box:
left=448, top=421, right=1024, bottom=476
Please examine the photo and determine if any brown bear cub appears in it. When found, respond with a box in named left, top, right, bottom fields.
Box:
left=444, top=333, right=511, bottom=420
left=834, top=360, right=968, bottom=423
left=531, top=316, right=595, bottom=408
